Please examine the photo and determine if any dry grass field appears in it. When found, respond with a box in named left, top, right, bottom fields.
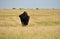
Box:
left=0, top=9, right=60, bottom=39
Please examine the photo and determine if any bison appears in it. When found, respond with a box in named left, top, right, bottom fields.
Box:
left=19, top=11, right=30, bottom=26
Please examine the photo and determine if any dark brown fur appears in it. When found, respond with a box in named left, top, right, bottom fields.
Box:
left=19, top=11, right=30, bottom=26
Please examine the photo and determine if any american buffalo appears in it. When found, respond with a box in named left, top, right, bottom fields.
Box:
left=19, top=11, right=30, bottom=26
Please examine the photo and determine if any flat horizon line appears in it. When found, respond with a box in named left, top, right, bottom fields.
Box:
left=0, top=8, right=60, bottom=9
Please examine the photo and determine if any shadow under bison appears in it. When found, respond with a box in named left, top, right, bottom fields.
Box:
left=19, top=11, right=30, bottom=26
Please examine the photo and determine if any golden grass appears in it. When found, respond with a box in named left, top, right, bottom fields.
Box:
left=0, top=9, right=60, bottom=26
left=0, top=9, right=60, bottom=39
left=0, top=26, right=60, bottom=39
